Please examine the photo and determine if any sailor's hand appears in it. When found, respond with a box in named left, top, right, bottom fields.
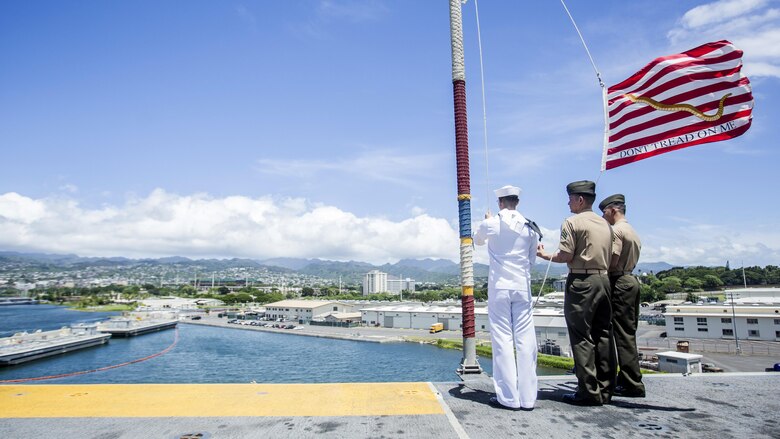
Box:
left=536, top=243, right=547, bottom=259
left=484, top=210, right=492, bottom=219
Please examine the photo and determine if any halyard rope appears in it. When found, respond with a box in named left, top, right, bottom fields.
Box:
left=473, top=0, right=491, bottom=214
left=559, top=0, right=609, bottom=179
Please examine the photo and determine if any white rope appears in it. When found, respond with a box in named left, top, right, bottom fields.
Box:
left=460, top=241, right=474, bottom=287
left=449, top=0, right=465, bottom=82
left=533, top=244, right=559, bottom=308
left=559, top=0, right=603, bottom=88
left=473, top=0, right=491, bottom=213
left=598, top=83, right=610, bottom=175
left=559, top=0, right=608, bottom=182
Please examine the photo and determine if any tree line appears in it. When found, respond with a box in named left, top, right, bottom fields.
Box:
left=639, top=265, right=779, bottom=303
left=21, top=264, right=778, bottom=307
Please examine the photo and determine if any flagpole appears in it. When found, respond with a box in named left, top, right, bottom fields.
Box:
left=449, top=0, right=482, bottom=376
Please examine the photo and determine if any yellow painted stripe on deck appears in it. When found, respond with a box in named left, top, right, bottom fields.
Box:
left=0, top=382, right=443, bottom=418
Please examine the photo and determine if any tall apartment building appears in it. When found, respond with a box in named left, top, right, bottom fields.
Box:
left=363, top=270, right=388, bottom=295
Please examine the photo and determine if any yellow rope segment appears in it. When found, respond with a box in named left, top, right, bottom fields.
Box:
left=460, top=237, right=473, bottom=245
left=462, top=285, right=474, bottom=296
left=624, top=93, right=731, bottom=122
left=457, top=194, right=471, bottom=200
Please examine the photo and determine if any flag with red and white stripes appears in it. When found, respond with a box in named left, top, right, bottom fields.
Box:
left=602, top=40, right=753, bottom=170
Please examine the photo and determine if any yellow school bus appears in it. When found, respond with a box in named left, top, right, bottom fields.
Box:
left=429, top=323, right=444, bottom=333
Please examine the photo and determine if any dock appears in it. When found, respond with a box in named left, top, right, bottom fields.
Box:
left=1, top=373, right=777, bottom=438
left=0, top=325, right=111, bottom=366
left=97, top=319, right=178, bottom=337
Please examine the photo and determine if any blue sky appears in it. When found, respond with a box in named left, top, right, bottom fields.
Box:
left=1, top=0, right=778, bottom=266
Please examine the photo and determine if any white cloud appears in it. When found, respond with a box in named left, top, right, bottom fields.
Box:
left=472, top=217, right=780, bottom=268
left=255, top=149, right=449, bottom=188
left=291, top=0, right=388, bottom=39
left=0, top=190, right=459, bottom=265
left=0, top=193, right=47, bottom=223
left=668, top=0, right=780, bottom=78
left=316, top=0, right=388, bottom=23
left=679, top=0, right=769, bottom=28
left=235, top=4, right=257, bottom=28
left=640, top=222, right=780, bottom=267
left=59, top=184, right=78, bottom=194
left=410, top=206, right=426, bottom=216
left=4, top=190, right=780, bottom=268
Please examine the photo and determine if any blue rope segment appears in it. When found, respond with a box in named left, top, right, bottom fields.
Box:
left=458, top=198, right=471, bottom=237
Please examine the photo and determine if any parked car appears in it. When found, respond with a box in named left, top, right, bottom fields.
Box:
left=702, top=363, right=724, bottom=373
left=191, top=316, right=202, bottom=320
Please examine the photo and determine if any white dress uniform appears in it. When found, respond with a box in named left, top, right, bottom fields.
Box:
left=474, top=189, right=539, bottom=410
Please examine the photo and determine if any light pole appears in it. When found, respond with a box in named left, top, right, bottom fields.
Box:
left=729, top=291, right=741, bottom=355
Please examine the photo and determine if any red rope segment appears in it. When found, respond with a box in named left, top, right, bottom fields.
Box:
left=454, top=79, right=475, bottom=339
left=453, top=80, right=470, bottom=195
left=461, top=295, right=476, bottom=338
left=0, top=327, right=179, bottom=384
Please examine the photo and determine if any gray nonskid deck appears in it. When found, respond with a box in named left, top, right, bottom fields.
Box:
left=0, top=373, right=777, bottom=439
left=435, top=373, right=780, bottom=438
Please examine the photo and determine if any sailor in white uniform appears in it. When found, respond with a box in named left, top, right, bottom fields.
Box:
left=474, top=185, right=540, bottom=410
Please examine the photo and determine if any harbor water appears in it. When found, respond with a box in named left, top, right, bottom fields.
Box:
left=1, top=305, right=562, bottom=384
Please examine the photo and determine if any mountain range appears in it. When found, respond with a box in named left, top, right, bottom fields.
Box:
left=0, top=251, right=677, bottom=284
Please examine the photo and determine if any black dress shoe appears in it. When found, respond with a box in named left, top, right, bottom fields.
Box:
left=561, top=393, right=602, bottom=406
left=488, top=397, right=532, bottom=411
left=614, top=386, right=646, bottom=398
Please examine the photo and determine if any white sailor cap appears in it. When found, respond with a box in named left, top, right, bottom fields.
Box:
left=494, top=185, right=522, bottom=198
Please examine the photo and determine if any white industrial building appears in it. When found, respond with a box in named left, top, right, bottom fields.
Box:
left=387, top=277, right=415, bottom=294
left=138, top=297, right=224, bottom=310
left=363, top=270, right=388, bottom=295
left=664, top=304, right=780, bottom=341
left=552, top=277, right=567, bottom=292
left=656, top=351, right=703, bottom=374
left=360, top=304, right=571, bottom=356
left=264, top=300, right=351, bottom=323
left=321, top=312, right=362, bottom=324
left=724, top=287, right=780, bottom=301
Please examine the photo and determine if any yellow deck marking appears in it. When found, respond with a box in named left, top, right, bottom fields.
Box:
left=0, top=382, right=443, bottom=418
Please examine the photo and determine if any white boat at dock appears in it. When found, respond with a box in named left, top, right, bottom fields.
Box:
left=97, top=311, right=178, bottom=337
left=0, top=324, right=111, bottom=366
left=0, top=297, right=38, bottom=306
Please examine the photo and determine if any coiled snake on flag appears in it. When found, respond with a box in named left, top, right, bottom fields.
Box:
left=624, top=93, right=732, bottom=121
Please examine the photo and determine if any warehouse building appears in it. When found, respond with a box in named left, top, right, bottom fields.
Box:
left=360, top=304, right=571, bottom=356
left=664, top=304, right=780, bottom=341
left=264, top=300, right=351, bottom=323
